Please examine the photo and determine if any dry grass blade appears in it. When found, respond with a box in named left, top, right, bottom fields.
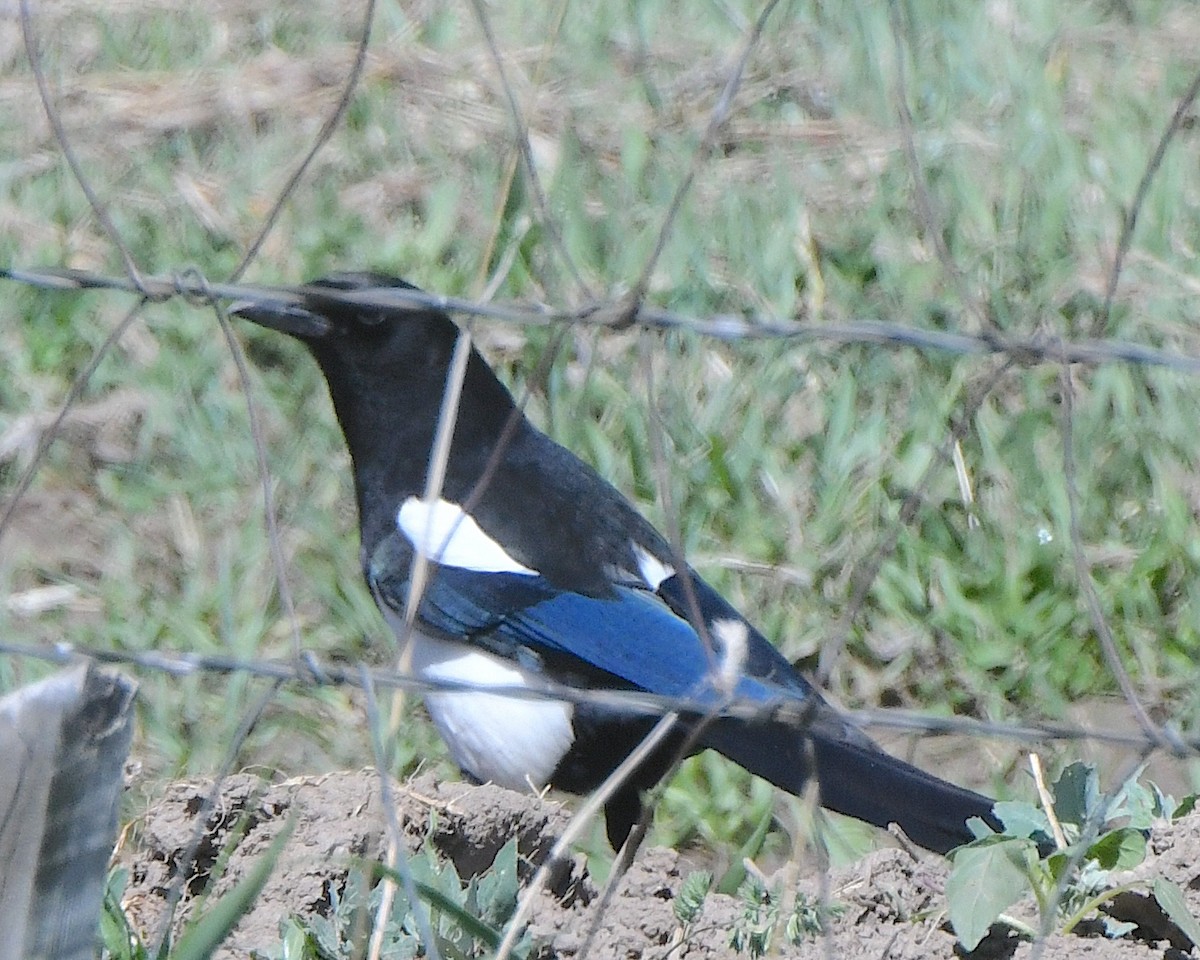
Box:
left=360, top=665, right=441, bottom=960
left=494, top=712, right=681, bottom=960
left=466, top=0, right=589, bottom=298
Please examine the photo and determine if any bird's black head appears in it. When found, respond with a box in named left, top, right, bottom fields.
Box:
left=229, top=271, right=518, bottom=432
left=230, top=272, right=461, bottom=365
left=230, top=272, right=522, bottom=557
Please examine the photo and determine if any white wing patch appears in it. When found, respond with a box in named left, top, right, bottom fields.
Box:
left=398, top=496, right=536, bottom=574
left=403, top=628, right=574, bottom=790
left=710, top=617, right=749, bottom=694
left=633, top=544, right=675, bottom=590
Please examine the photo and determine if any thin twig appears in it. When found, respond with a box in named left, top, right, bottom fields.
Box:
left=150, top=678, right=284, bottom=954
left=493, top=712, right=681, bottom=960
left=399, top=329, right=475, bottom=646
left=202, top=279, right=305, bottom=660
left=360, top=666, right=441, bottom=960
left=457, top=323, right=573, bottom=521
left=386, top=325, right=474, bottom=730
left=229, top=0, right=377, bottom=282
left=0, top=299, right=145, bottom=549
left=378, top=324, right=478, bottom=951
left=625, top=0, right=786, bottom=316
left=637, top=334, right=715, bottom=663
left=1097, top=64, right=1200, bottom=337
left=1029, top=753, right=1067, bottom=851
left=887, top=0, right=994, bottom=333
left=472, top=0, right=571, bottom=297
left=574, top=702, right=760, bottom=960
left=1031, top=744, right=1158, bottom=954
left=466, top=0, right=590, bottom=299
left=19, top=0, right=145, bottom=290
left=817, top=359, right=1015, bottom=684
left=1058, top=359, right=1164, bottom=746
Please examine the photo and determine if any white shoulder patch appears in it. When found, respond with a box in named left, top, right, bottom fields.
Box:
left=397, top=496, right=537, bottom=575
left=633, top=544, right=675, bottom=590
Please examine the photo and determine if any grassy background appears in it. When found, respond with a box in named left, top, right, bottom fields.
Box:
left=4, top=0, right=1200, bottom=875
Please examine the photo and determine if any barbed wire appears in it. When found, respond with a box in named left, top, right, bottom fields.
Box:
left=6, top=264, right=1200, bottom=373
left=3, top=638, right=1194, bottom=757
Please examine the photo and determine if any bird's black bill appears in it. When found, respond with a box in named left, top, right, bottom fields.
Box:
left=228, top=298, right=333, bottom=340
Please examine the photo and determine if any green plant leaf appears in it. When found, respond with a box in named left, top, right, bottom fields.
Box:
left=676, top=871, right=713, bottom=925
left=277, top=918, right=321, bottom=960
left=474, top=838, right=520, bottom=927
left=716, top=799, right=774, bottom=894
left=1152, top=878, right=1200, bottom=949
left=993, top=800, right=1051, bottom=839
left=100, top=867, right=147, bottom=960
left=947, top=838, right=1035, bottom=950
left=730, top=877, right=776, bottom=958
left=414, top=881, right=503, bottom=950
left=1107, top=770, right=1178, bottom=829
left=1053, top=762, right=1100, bottom=829
left=1100, top=916, right=1137, bottom=939
left=1087, top=828, right=1146, bottom=871
left=373, top=834, right=526, bottom=958
left=172, top=819, right=294, bottom=960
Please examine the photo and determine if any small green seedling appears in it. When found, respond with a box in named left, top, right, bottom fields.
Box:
left=947, top=762, right=1199, bottom=952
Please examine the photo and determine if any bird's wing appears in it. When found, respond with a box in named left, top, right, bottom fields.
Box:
left=368, top=531, right=798, bottom=711
left=653, top=567, right=816, bottom=696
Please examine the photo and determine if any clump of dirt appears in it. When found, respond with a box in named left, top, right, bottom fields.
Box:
left=120, top=770, right=576, bottom=957
left=119, top=770, right=1200, bottom=960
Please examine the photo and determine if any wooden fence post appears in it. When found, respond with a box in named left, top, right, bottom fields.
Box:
left=0, top=662, right=137, bottom=960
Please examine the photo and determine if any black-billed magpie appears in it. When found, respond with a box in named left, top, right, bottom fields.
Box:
left=233, top=272, right=1000, bottom=854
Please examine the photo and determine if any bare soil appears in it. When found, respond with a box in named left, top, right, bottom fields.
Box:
left=120, top=770, right=1200, bottom=959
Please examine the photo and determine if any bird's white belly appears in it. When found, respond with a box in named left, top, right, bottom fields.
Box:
left=406, top=630, right=575, bottom=790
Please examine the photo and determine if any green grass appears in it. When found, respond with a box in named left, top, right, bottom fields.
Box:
left=4, top=0, right=1200, bottom=892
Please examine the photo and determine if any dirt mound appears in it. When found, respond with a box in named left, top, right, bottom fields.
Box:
left=119, top=770, right=1200, bottom=959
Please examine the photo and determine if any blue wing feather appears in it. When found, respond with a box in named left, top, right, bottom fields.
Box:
left=375, top=550, right=803, bottom=709
left=654, top=571, right=816, bottom=696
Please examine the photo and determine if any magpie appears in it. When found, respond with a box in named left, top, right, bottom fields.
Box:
left=232, top=272, right=1001, bottom=854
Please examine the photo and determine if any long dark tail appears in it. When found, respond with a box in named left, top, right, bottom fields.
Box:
left=705, top=720, right=998, bottom=855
